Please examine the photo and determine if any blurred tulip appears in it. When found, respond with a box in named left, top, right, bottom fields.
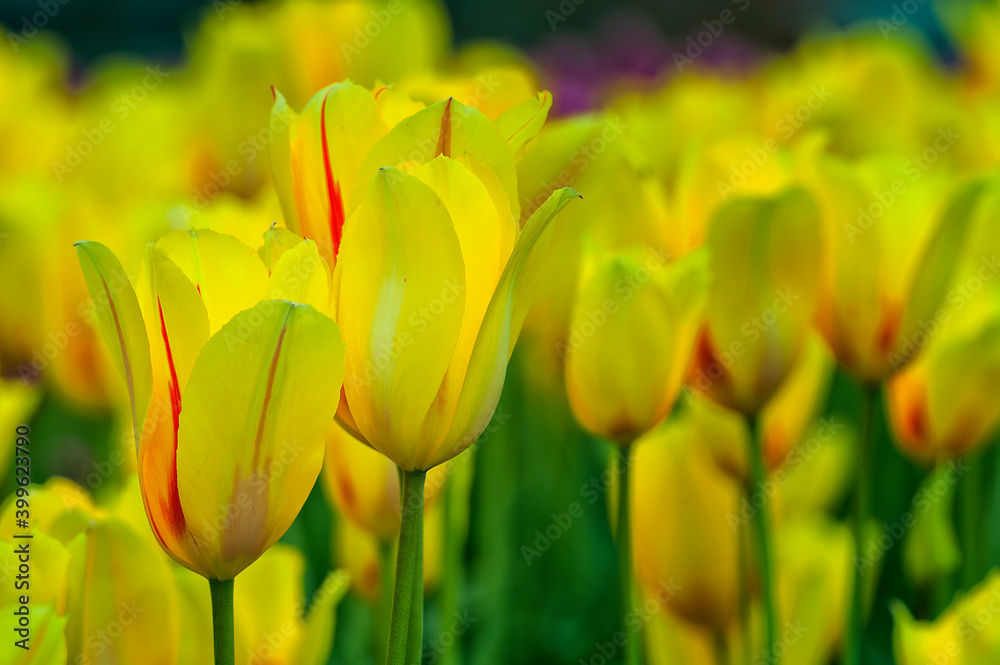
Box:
left=887, top=295, right=1000, bottom=461
left=807, top=156, right=984, bottom=382
left=632, top=414, right=743, bottom=630
left=564, top=247, right=709, bottom=444
left=324, top=421, right=401, bottom=541
left=0, top=603, right=66, bottom=664
left=689, top=186, right=822, bottom=415
left=75, top=234, right=345, bottom=581
left=893, top=571, right=1000, bottom=665
left=692, top=335, right=834, bottom=480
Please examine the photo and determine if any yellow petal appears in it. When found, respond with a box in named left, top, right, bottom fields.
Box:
left=565, top=248, right=709, bottom=443
left=176, top=300, right=345, bottom=580
left=0, top=602, right=66, bottom=664
left=153, top=229, right=269, bottom=334
left=295, top=569, right=350, bottom=665
left=234, top=545, right=304, bottom=662
left=267, top=238, right=332, bottom=311
left=258, top=225, right=307, bottom=273
left=65, top=519, right=180, bottom=665
left=323, top=419, right=400, bottom=540
left=494, top=90, right=552, bottom=156
left=429, top=187, right=580, bottom=468
left=359, top=97, right=521, bottom=220
left=74, top=241, right=153, bottom=448
left=337, top=168, right=466, bottom=470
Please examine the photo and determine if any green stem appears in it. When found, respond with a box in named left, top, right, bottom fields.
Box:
left=386, top=468, right=426, bottom=665
left=375, top=538, right=395, bottom=662
left=209, top=578, right=235, bottom=665
left=745, top=414, right=778, bottom=665
left=616, top=443, right=641, bottom=665
left=846, top=384, right=877, bottom=665
left=960, top=453, right=984, bottom=591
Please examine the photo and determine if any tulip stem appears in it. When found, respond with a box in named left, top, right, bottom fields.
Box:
left=846, top=384, right=877, bottom=665
left=745, top=414, right=778, bottom=665
left=615, top=443, right=641, bottom=665
left=209, top=578, right=235, bottom=665
left=386, top=468, right=426, bottom=665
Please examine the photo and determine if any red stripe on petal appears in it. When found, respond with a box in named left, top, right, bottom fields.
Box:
left=320, top=91, right=346, bottom=258
left=157, top=297, right=188, bottom=538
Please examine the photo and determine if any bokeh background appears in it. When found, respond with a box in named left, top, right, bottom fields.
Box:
left=2, top=0, right=999, bottom=664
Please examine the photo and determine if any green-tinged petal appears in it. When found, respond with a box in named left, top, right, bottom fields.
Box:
left=267, top=238, right=332, bottom=311
left=269, top=89, right=301, bottom=235
left=258, top=225, right=306, bottom=273
left=494, top=90, right=552, bottom=156
left=899, top=178, right=987, bottom=354
left=154, top=229, right=268, bottom=334
left=74, top=241, right=152, bottom=448
left=176, top=300, right=345, bottom=580
left=65, top=520, right=180, bottom=665
left=337, top=168, right=466, bottom=470
left=428, top=187, right=579, bottom=468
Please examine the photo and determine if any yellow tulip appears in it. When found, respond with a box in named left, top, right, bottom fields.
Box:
left=807, top=155, right=984, bottom=382
left=688, top=187, right=822, bottom=415
left=0, top=603, right=66, bottom=664
left=887, top=296, right=1000, bottom=461
left=324, top=420, right=401, bottom=540
left=564, top=247, right=709, bottom=444
left=691, top=335, right=834, bottom=479
left=632, top=414, right=742, bottom=630
left=65, top=519, right=181, bottom=665
left=270, top=82, right=578, bottom=470
left=75, top=232, right=345, bottom=581
left=893, top=571, right=1000, bottom=665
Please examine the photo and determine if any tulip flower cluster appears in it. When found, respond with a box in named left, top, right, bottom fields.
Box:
left=4, top=0, right=1000, bottom=664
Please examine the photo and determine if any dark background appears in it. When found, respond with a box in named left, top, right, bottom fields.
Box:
left=0, top=0, right=957, bottom=66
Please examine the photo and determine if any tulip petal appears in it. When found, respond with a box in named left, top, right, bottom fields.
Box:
left=267, top=238, right=332, bottom=311
left=429, top=187, right=579, bottom=468
left=258, top=224, right=307, bottom=273
left=65, top=520, right=180, bottom=665
left=494, top=90, right=552, bottom=155
left=234, top=545, right=304, bottom=662
left=154, top=229, right=269, bottom=334
left=0, top=602, right=66, bottom=664
left=74, top=241, right=153, bottom=449
left=359, top=98, right=521, bottom=220
left=269, top=88, right=301, bottom=234
left=176, top=300, right=345, bottom=580
left=295, top=569, right=350, bottom=665
left=337, top=168, right=467, bottom=470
